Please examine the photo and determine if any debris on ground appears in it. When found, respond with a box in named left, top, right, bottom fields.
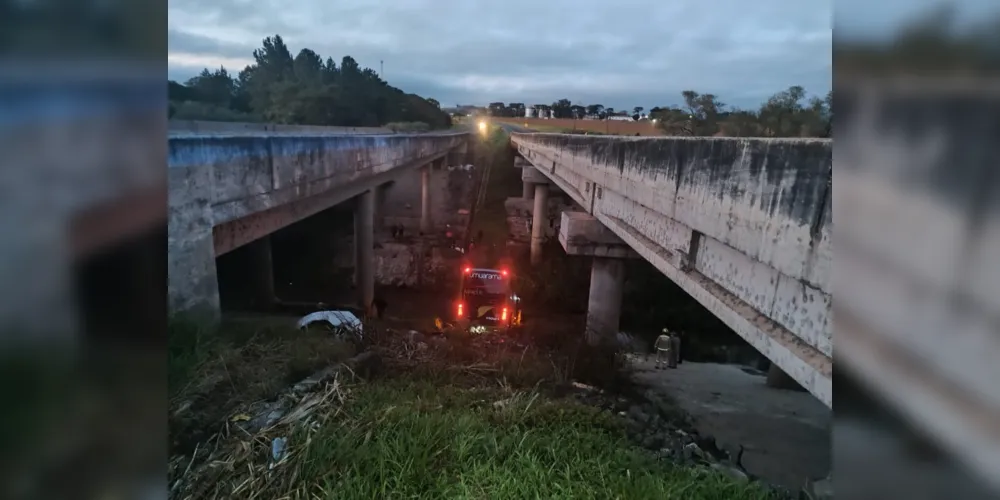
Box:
left=270, top=437, right=288, bottom=469
left=168, top=349, right=383, bottom=499
left=297, top=310, right=363, bottom=341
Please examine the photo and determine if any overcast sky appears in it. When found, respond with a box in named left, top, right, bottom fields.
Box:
left=170, top=0, right=950, bottom=110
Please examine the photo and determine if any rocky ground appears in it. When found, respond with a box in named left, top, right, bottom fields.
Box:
left=630, top=358, right=832, bottom=491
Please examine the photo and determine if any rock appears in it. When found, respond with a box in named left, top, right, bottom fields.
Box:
left=683, top=442, right=706, bottom=461
left=709, top=463, right=749, bottom=482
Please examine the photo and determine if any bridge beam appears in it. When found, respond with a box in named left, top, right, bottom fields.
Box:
left=559, top=211, right=640, bottom=259
left=516, top=157, right=554, bottom=200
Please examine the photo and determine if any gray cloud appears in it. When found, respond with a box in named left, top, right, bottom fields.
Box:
left=168, top=0, right=832, bottom=109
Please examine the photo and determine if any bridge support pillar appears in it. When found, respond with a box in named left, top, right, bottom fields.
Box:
left=585, top=257, right=625, bottom=346
left=522, top=181, right=535, bottom=199
left=168, top=164, right=221, bottom=324
left=355, top=190, right=375, bottom=313
left=244, top=236, right=275, bottom=309
left=420, top=164, right=431, bottom=234
left=530, top=184, right=549, bottom=265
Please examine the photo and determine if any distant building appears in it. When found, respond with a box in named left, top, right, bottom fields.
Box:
left=525, top=106, right=535, bottom=118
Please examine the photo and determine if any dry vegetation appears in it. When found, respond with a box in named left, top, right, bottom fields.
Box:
left=166, top=315, right=780, bottom=500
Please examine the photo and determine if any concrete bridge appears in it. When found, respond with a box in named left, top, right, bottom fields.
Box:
left=512, top=133, right=832, bottom=407
left=168, top=121, right=471, bottom=320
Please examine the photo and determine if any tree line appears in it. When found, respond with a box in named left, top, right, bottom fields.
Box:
left=168, top=35, right=452, bottom=129
left=483, top=85, right=832, bottom=138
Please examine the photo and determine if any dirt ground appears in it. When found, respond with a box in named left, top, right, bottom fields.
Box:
left=630, top=358, right=831, bottom=491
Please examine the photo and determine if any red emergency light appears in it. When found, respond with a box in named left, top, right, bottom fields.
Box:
left=501, top=307, right=508, bottom=321
left=457, top=301, right=464, bottom=318
left=463, top=266, right=472, bottom=274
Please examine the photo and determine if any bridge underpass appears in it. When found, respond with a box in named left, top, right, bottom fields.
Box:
left=512, top=133, right=833, bottom=408
left=168, top=121, right=472, bottom=321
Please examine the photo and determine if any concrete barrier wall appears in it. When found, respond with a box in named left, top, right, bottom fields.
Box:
left=169, top=133, right=468, bottom=226
left=513, top=133, right=832, bottom=405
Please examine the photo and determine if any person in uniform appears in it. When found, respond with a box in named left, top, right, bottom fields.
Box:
left=654, top=329, right=674, bottom=370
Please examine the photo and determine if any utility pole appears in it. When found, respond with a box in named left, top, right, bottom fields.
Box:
left=380, top=60, right=383, bottom=79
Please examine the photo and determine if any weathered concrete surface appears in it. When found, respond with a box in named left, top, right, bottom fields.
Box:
left=168, top=125, right=470, bottom=316
left=586, top=257, right=626, bottom=345
left=521, top=165, right=556, bottom=185
left=559, top=211, right=639, bottom=258
left=513, top=133, right=832, bottom=407
left=834, top=80, right=1000, bottom=493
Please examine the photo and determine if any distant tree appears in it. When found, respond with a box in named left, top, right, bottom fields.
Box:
left=507, top=102, right=526, bottom=117
left=487, top=102, right=507, bottom=116
left=679, top=90, right=724, bottom=136
left=652, top=107, right=694, bottom=135
left=633, top=106, right=643, bottom=116
left=550, top=99, right=573, bottom=119
left=168, top=34, right=451, bottom=128
left=427, top=98, right=440, bottom=108
left=586, top=104, right=604, bottom=117
left=569, top=105, right=586, bottom=119
left=756, top=85, right=832, bottom=137
left=185, top=67, right=237, bottom=106
left=721, top=109, right=760, bottom=137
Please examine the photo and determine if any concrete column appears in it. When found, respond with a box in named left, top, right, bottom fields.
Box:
left=244, top=236, right=275, bottom=309
left=373, top=184, right=385, bottom=233
left=530, top=183, right=549, bottom=265
left=420, top=164, right=431, bottom=234
left=168, top=164, right=220, bottom=324
left=355, top=190, right=375, bottom=313
left=522, top=181, right=535, bottom=200
left=585, top=257, right=625, bottom=346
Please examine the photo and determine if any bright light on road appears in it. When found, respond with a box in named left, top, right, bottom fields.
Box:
left=478, top=121, right=487, bottom=132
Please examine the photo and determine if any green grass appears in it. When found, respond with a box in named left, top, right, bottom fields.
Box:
left=284, top=381, right=776, bottom=499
